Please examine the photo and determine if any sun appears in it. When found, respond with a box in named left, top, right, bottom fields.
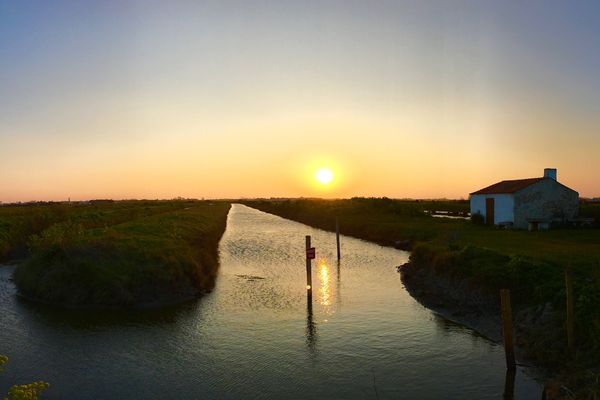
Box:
left=315, top=168, right=334, bottom=185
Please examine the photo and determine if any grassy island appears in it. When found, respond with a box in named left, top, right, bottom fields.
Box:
left=243, top=198, right=600, bottom=397
left=1, top=201, right=230, bottom=307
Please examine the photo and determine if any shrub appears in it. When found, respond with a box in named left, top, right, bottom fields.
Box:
left=409, top=243, right=438, bottom=266
left=432, top=249, right=459, bottom=274
left=1, top=355, right=49, bottom=400
left=471, top=212, right=484, bottom=225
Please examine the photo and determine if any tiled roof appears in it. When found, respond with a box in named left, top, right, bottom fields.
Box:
left=470, top=178, right=544, bottom=195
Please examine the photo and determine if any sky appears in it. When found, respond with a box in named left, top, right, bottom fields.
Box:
left=1, top=0, right=600, bottom=202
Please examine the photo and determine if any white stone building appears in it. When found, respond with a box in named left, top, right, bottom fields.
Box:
left=470, top=168, right=579, bottom=230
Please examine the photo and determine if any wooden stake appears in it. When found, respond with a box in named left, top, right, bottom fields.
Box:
left=306, top=290, right=316, bottom=351
left=336, top=218, right=341, bottom=261
left=306, top=235, right=312, bottom=302
left=503, top=367, right=516, bottom=400
left=500, top=289, right=516, bottom=370
left=565, top=267, right=575, bottom=351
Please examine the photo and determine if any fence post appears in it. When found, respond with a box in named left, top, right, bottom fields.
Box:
left=500, top=289, right=516, bottom=370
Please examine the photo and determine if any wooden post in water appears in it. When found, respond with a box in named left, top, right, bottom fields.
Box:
left=336, top=218, right=341, bottom=261
left=500, top=289, right=516, bottom=370
left=503, top=367, right=516, bottom=400
left=306, top=235, right=312, bottom=302
left=565, top=267, right=575, bottom=351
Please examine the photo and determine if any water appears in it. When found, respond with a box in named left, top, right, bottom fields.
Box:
left=0, top=204, right=541, bottom=399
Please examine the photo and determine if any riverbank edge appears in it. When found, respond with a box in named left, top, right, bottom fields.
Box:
left=399, top=260, right=553, bottom=371
left=12, top=270, right=210, bottom=311
left=1, top=263, right=202, bottom=310
left=10, top=204, right=231, bottom=310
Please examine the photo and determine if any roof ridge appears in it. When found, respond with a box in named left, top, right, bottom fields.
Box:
left=470, top=177, right=544, bottom=195
left=498, top=177, right=541, bottom=181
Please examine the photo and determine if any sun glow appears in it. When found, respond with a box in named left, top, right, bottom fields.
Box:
left=315, top=168, right=334, bottom=185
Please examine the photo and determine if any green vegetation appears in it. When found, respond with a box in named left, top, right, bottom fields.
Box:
left=243, top=198, right=600, bottom=395
left=0, top=200, right=194, bottom=262
left=1, top=355, right=49, bottom=400
left=1, top=201, right=230, bottom=307
left=580, top=200, right=600, bottom=224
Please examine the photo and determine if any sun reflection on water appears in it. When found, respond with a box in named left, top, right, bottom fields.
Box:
left=319, top=260, right=331, bottom=307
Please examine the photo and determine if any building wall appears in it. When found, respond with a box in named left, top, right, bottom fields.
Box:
left=513, top=179, right=579, bottom=229
left=470, top=194, right=514, bottom=225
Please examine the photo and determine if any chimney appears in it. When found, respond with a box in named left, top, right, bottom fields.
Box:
left=544, top=168, right=557, bottom=180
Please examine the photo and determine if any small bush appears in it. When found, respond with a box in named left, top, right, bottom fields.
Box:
left=471, top=212, right=484, bottom=225
left=1, top=355, right=49, bottom=400
left=432, top=250, right=459, bottom=274
left=410, top=243, right=438, bottom=266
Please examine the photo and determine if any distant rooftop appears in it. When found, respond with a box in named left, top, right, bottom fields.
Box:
left=470, top=178, right=544, bottom=195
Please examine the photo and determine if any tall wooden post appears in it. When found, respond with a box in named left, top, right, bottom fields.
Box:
left=306, top=235, right=312, bottom=302
left=503, top=368, right=516, bottom=400
left=565, top=267, right=575, bottom=351
left=306, top=286, right=316, bottom=352
left=336, top=218, right=341, bottom=261
left=500, top=289, right=516, bottom=370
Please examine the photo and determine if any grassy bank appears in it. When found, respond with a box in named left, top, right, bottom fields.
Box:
left=243, top=198, right=600, bottom=395
left=0, top=200, right=192, bottom=262
left=243, top=198, right=600, bottom=262
left=8, top=201, right=230, bottom=307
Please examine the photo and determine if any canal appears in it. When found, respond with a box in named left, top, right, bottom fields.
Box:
left=0, top=204, right=541, bottom=399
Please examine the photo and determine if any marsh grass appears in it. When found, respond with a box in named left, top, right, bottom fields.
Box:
left=0, top=201, right=192, bottom=262
left=11, top=201, right=230, bottom=307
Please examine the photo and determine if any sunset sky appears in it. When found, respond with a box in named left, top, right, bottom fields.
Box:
left=1, top=1, right=600, bottom=202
